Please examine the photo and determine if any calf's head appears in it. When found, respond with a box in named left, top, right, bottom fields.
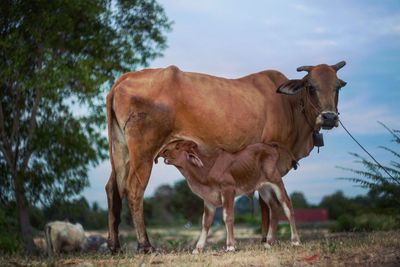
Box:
left=161, top=141, right=204, bottom=168
left=277, top=61, right=347, bottom=130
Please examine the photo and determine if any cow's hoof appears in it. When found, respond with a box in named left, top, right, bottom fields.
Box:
left=225, top=246, right=235, bottom=252
left=192, top=247, right=203, bottom=254
left=263, top=242, right=272, bottom=249
left=291, top=240, right=301, bottom=246
left=107, top=241, right=121, bottom=254
left=137, top=244, right=156, bottom=254
left=262, top=239, right=276, bottom=249
left=99, top=243, right=112, bottom=255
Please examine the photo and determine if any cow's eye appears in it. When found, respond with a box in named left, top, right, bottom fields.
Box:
left=308, top=84, right=316, bottom=94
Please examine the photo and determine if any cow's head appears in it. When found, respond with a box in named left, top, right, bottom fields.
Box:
left=276, top=61, right=347, bottom=130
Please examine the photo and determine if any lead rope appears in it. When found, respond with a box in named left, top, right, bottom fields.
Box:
left=301, top=86, right=324, bottom=152
left=339, top=119, right=398, bottom=183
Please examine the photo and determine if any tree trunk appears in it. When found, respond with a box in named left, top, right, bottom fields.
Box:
left=14, top=175, right=35, bottom=253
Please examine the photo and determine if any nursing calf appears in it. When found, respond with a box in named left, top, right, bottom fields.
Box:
left=159, top=141, right=300, bottom=253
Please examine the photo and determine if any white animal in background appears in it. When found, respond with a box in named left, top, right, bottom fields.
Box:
left=44, top=221, right=86, bottom=256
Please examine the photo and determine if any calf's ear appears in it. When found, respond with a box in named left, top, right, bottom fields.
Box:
left=187, top=153, right=204, bottom=167
left=276, top=79, right=305, bottom=95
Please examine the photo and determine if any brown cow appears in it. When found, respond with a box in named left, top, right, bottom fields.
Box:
left=158, top=140, right=299, bottom=252
left=105, top=61, right=347, bottom=253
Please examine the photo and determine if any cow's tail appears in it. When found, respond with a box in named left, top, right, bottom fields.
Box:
left=44, top=223, right=53, bottom=257
left=106, top=74, right=131, bottom=173
left=106, top=91, right=116, bottom=173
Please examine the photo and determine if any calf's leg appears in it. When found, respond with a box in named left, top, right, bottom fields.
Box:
left=222, top=188, right=236, bottom=252
left=259, top=189, right=281, bottom=247
left=193, top=202, right=216, bottom=254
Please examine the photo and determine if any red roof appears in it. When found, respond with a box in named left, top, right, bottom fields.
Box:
left=279, top=208, right=329, bottom=222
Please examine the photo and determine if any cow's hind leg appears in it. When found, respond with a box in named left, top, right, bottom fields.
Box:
left=106, top=170, right=122, bottom=253
left=193, top=201, right=216, bottom=254
left=125, top=159, right=155, bottom=253
left=118, top=95, right=174, bottom=253
left=106, top=121, right=128, bottom=253
left=259, top=195, right=270, bottom=243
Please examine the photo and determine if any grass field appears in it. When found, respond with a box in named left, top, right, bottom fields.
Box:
left=2, top=225, right=400, bottom=266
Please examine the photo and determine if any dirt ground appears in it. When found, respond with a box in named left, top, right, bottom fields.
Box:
left=2, top=226, right=400, bottom=266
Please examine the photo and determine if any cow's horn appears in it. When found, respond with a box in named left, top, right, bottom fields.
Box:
left=297, top=65, right=313, bottom=72
left=331, top=61, right=346, bottom=71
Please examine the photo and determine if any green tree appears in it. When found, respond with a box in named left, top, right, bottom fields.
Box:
left=0, top=0, right=171, bottom=252
left=151, top=184, right=174, bottom=224
left=289, top=191, right=309, bottom=208
left=171, top=180, right=203, bottom=223
left=339, top=123, right=400, bottom=214
left=318, top=191, right=355, bottom=219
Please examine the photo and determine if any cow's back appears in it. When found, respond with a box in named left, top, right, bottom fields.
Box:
left=111, top=66, right=294, bottom=157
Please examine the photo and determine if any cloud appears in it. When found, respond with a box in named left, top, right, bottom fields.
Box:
left=295, top=39, right=338, bottom=48
left=289, top=3, right=322, bottom=15
left=338, top=95, right=400, bottom=135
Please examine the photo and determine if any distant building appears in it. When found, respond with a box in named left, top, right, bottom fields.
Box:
left=280, top=208, right=329, bottom=223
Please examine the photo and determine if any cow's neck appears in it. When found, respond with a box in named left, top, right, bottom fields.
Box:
left=288, top=90, right=318, bottom=167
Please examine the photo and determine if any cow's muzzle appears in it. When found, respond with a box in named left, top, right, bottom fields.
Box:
left=316, top=111, right=339, bottom=129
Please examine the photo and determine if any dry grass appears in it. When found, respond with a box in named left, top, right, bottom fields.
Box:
left=2, top=226, right=400, bottom=266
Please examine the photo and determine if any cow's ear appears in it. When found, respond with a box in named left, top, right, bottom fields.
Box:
left=276, top=79, right=305, bottom=95
left=338, top=79, right=347, bottom=88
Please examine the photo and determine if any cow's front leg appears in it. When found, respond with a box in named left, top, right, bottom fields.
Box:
left=126, top=161, right=155, bottom=253
left=106, top=170, right=122, bottom=253
left=222, top=188, right=236, bottom=252
left=193, top=202, right=215, bottom=254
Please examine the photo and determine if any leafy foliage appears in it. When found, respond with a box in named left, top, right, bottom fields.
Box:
left=339, top=123, right=400, bottom=214
left=333, top=213, right=399, bottom=232
left=319, top=191, right=365, bottom=220
left=0, top=0, right=171, bottom=251
left=290, top=191, right=310, bottom=208
left=170, top=180, right=204, bottom=223
left=0, top=203, right=21, bottom=254
left=125, top=180, right=204, bottom=226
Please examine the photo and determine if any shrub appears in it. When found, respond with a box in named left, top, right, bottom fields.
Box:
left=235, top=214, right=261, bottom=225
left=0, top=208, right=21, bottom=254
left=332, top=213, right=399, bottom=232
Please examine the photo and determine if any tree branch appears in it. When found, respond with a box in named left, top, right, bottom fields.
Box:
left=11, top=85, right=22, bottom=150
left=0, top=145, right=13, bottom=170
left=0, top=95, right=14, bottom=171
left=20, top=88, right=43, bottom=173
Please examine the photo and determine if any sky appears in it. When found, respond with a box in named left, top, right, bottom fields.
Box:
left=84, top=0, right=400, bottom=208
